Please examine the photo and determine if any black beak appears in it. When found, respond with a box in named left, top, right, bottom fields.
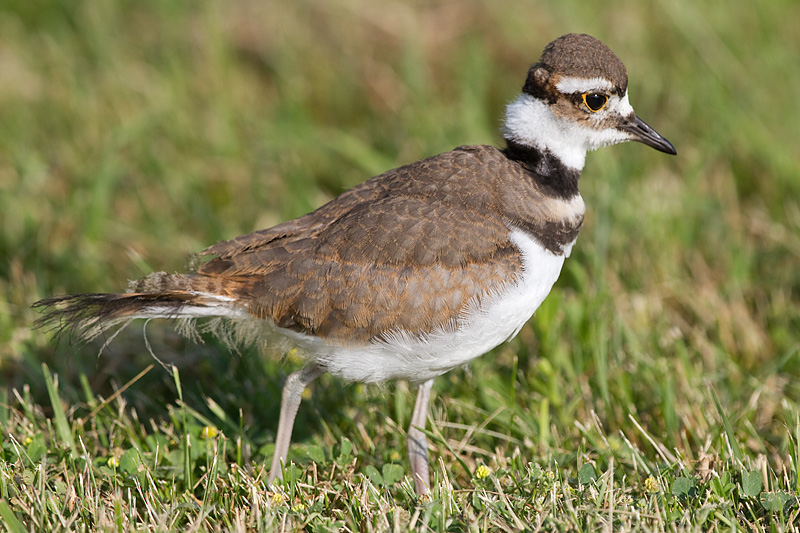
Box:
left=621, top=115, right=676, bottom=155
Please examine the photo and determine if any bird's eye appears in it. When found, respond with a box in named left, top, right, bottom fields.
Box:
left=582, top=93, right=609, bottom=112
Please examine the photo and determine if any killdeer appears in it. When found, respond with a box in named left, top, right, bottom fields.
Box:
left=34, top=34, right=675, bottom=495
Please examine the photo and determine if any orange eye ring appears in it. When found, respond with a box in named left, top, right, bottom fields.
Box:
left=582, top=93, right=609, bottom=112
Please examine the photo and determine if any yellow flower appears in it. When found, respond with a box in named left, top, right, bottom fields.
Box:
left=23, top=437, right=33, bottom=446
left=200, top=426, right=219, bottom=439
left=475, top=465, right=492, bottom=479
left=291, top=503, right=306, bottom=512
left=108, top=457, right=120, bottom=469
left=644, top=476, right=659, bottom=493
left=270, top=492, right=286, bottom=505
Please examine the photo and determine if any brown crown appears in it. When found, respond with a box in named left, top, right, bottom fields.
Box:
left=524, top=33, right=628, bottom=98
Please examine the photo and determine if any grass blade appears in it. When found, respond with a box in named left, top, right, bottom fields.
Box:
left=0, top=499, right=27, bottom=533
left=171, top=365, right=193, bottom=489
left=41, top=363, right=76, bottom=456
left=711, top=386, right=743, bottom=463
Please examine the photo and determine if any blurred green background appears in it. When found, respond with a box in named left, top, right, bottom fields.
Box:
left=1, top=0, right=799, bottom=522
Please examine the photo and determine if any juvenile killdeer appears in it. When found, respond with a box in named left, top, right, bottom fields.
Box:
left=35, top=34, right=675, bottom=495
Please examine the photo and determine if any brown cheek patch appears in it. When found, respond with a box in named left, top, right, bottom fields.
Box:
left=550, top=97, right=593, bottom=125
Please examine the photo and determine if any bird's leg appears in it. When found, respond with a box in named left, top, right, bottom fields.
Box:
left=407, top=378, right=434, bottom=495
left=268, top=363, right=325, bottom=485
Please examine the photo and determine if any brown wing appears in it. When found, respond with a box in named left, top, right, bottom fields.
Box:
left=197, top=147, right=524, bottom=343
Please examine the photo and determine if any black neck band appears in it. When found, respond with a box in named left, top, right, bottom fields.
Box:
left=503, top=139, right=581, bottom=199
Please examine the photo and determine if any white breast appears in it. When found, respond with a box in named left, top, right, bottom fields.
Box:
left=296, top=228, right=572, bottom=383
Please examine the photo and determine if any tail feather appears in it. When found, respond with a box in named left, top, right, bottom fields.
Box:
left=32, top=273, right=249, bottom=342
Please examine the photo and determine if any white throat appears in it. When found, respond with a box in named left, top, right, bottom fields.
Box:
left=502, top=94, right=588, bottom=171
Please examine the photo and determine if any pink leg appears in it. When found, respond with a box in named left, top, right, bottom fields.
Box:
left=268, top=364, right=325, bottom=484
left=407, top=378, right=434, bottom=495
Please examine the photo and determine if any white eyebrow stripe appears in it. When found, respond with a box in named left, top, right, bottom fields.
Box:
left=616, top=91, right=634, bottom=116
left=555, top=76, right=613, bottom=94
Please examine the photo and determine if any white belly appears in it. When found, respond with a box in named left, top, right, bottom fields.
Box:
left=294, top=228, right=572, bottom=383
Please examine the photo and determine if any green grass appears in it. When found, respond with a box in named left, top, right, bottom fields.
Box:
left=3, top=0, right=800, bottom=530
